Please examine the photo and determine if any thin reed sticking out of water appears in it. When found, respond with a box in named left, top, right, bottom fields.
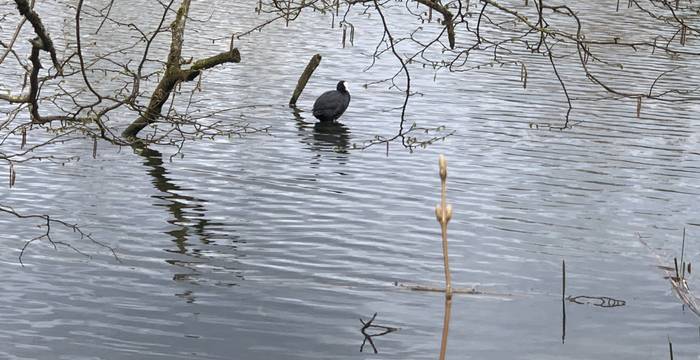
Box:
left=435, top=154, right=453, bottom=360
left=562, top=260, right=566, bottom=344
left=393, top=155, right=515, bottom=356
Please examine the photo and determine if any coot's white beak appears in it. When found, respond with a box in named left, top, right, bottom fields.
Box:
left=343, top=81, right=350, bottom=92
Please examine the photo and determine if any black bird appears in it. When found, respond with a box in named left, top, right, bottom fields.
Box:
left=312, top=81, right=351, bottom=122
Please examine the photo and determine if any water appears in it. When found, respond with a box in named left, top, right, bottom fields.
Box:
left=3, top=1, right=700, bottom=358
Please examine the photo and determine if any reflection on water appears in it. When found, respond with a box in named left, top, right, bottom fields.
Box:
left=137, top=145, right=213, bottom=251
left=136, top=145, right=244, bottom=288
left=293, top=109, right=351, bottom=151
left=4, top=1, right=700, bottom=359
left=293, top=108, right=351, bottom=170
left=312, top=121, right=350, bottom=153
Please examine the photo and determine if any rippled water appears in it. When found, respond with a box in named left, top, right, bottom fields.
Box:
left=3, top=1, right=700, bottom=359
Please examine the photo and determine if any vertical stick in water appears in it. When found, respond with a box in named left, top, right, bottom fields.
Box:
left=435, top=155, right=453, bottom=360
left=636, top=97, right=642, bottom=118
left=681, top=228, right=686, bottom=280
left=9, top=163, right=16, bottom=188
left=562, top=259, right=566, bottom=344
left=674, top=257, right=680, bottom=279
left=435, top=155, right=453, bottom=295
left=21, top=127, right=26, bottom=149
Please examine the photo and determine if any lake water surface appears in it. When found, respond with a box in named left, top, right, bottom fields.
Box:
left=2, top=1, right=700, bottom=359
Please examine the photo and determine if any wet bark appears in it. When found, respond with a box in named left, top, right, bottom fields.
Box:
left=14, top=0, right=61, bottom=71
left=122, top=0, right=241, bottom=139
left=289, top=53, right=322, bottom=107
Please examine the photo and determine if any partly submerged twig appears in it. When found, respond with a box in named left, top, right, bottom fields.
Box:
left=289, top=54, right=322, bottom=107
left=396, top=283, right=516, bottom=298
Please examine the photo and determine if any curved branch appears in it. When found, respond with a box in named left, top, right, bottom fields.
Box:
left=415, top=0, right=455, bottom=49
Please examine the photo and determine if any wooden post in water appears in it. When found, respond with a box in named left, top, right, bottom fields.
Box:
left=289, top=54, right=322, bottom=107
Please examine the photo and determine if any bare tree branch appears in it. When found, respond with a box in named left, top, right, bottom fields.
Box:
left=122, top=0, right=241, bottom=139
left=13, top=0, right=61, bottom=72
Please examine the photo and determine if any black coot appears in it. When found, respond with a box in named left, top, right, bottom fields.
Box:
left=312, top=81, right=351, bottom=122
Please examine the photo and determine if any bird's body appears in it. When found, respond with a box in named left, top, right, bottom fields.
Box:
left=312, top=81, right=351, bottom=122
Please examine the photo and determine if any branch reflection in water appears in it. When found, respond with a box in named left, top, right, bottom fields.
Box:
left=134, top=144, right=244, bottom=299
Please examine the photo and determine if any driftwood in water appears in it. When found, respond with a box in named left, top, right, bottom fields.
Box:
left=289, top=54, right=322, bottom=107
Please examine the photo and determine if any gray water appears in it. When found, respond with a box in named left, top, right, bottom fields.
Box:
left=3, top=1, right=700, bottom=359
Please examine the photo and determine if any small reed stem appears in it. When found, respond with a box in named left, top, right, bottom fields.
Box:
left=435, top=154, right=453, bottom=360
left=435, top=154, right=453, bottom=297
left=562, top=259, right=566, bottom=344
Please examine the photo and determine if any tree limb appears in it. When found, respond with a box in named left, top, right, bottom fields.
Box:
left=13, top=0, right=61, bottom=72
left=122, top=0, right=241, bottom=139
left=415, top=0, right=455, bottom=49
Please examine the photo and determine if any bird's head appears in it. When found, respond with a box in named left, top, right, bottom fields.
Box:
left=337, top=80, right=349, bottom=93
